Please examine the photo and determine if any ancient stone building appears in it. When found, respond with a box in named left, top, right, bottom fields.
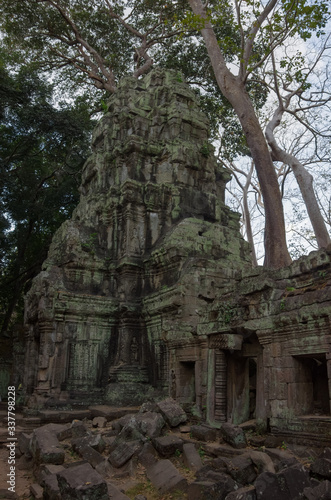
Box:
left=23, top=68, right=331, bottom=444
left=23, top=68, right=252, bottom=408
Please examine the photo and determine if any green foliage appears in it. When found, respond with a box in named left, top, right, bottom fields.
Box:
left=0, top=58, right=94, bottom=333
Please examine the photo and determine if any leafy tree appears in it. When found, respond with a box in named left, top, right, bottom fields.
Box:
left=0, top=0, right=330, bottom=268
left=0, top=61, right=94, bottom=334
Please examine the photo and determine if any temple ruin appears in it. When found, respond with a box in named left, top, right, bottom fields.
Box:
left=22, top=68, right=331, bottom=444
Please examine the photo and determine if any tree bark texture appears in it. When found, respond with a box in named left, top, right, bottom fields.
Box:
left=187, top=0, right=291, bottom=268
left=266, top=108, right=331, bottom=249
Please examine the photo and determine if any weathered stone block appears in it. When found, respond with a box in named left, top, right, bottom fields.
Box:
left=182, top=442, right=203, bottom=472
left=190, top=424, right=217, bottom=442
left=56, top=463, right=108, bottom=499
left=152, top=435, right=184, bottom=457
left=30, top=483, right=43, bottom=500
left=43, top=473, right=61, bottom=500
left=156, top=398, right=187, bottom=427
left=310, top=457, right=331, bottom=479
left=303, top=479, right=331, bottom=500
left=108, top=440, right=142, bottom=468
left=146, top=459, right=188, bottom=494
left=76, top=444, right=105, bottom=469
left=220, top=423, right=247, bottom=449
left=30, top=427, right=64, bottom=465
left=188, top=478, right=235, bottom=500
left=225, top=486, right=257, bottom=500
left=72, top=433, right=106, bottom=453
left=225, top=455, right=257, bottom=485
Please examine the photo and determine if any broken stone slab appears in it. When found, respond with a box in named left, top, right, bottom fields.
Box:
left=225, top=485, right=257, bottom=500
left=34, top=423, right=72, bottom=441
left=108, top=440, right=142, bottom=468
left=146, top=459, right=188, bottom=494
left=303, top=479, right=331, bottom=500
left=112, top=417, right=147, bottom=445
left=75, top=444, right=105, bottom=469
left=220, top=422, right=247, bottom=449
left=71, top=433, right=106, bottom=453
left=246, top=450, right=276, bottom=474
left=139, top=401, right=159, bottom=413
left=188, top=478, right=236, bottom=500
left=156, top=398, right=187, bottom=427
left=137, top=442, right=158, bottom=467
left=37, top=463, right=64, bottom=485
left=135, top=411, right=166, bottom=438
left=190, top=424, right=217, bottom=442
left=70, top=420, right=89, bottom=438
left=310, top=456, right=331, bottom=479
left=203, top=442, right=247, bottom=458
left=93, top=416, right=107, bottom=428
left=224, top=454, right=257, bottom=485
left=89, top=405, right=139, bottom=421
left=56, top=462, right=109, bottom=499
left=152, top=435, right=184, bottom=457
left=182, top=442, right=203, bottom=472
left=95, top=459, right=114, bottom=479
left=107, top=483, right=131, bottom=500
left=18, top=432, right=32, bottom=456
left=39, top=409, right=91, bottom=423
left=255, top=463, right=311, bottom=500
left=43, top=473, right=61, bottom=500
left=30, top=427, right=65, bottom=465
left=30, top=483, right=43, bottom=500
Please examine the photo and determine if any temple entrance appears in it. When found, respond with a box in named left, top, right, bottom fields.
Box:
left=179, top=361, right=196, bottom=403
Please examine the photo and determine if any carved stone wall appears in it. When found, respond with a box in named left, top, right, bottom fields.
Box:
left=23, top=68, right=251, bottom=407
left=202, top=246, right=331, bottom=444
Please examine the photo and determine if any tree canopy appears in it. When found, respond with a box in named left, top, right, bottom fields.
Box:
left=0, top=58, right=94, bottom=333
left=0, top=0, right=330, bottom=274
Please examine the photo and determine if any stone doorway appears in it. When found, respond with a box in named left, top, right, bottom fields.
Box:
left=179, top=361, right=196, bottom=404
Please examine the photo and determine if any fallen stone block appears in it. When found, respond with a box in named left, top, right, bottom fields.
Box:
left=30, top=483, right=43, bottom=500
left=135, top=411, right=165, bottom=438
left=108, top=440, right=142, bottom=468
left=147, top=459, right=188, bottom=494
left=76, top=444, right=105, bottom=469
left=56, top=462, right=109, bottom=499
left=93, top=416, right=107, bottom=428
left=247, top=450, right=275, bottom=474
left=70, top=420, right=88, bottom=438
left=188, top=479, right=235, bottom=500
left=156, top=398, right=187, bottom=427
left=18, top=432, right=32, bottom=456
left=310, top=457, right=331, bottom=479
left=107, top=482, right=131, bottom=499
left=225, top=485, right=257, bottom=500
left=113, top=417, right=146, bottom=445
left=303, top=479, right=331, bottom=500
left=220, top=423, right=247, bottom=449
left=89, top=405, right=139, bottom=421
left=256, top=463, right=311, bottom=500
left=37, top=423, right=71, bottom=441
left=153, top=435, right=184, bottom=458
left=71, top=433, right=106, bottom=453
left=43, top=473, right=61, bottom=500
left=138, top=442, right=158, bottom=467
left=182, top=442, right=203, bottom=472
left=225, top=455, right=257, bottom=485
left=190, top=424, right=217, bottom=442
left=30, top=427, right=65, bottom=465
left=95, top=459, right=114, bottom=478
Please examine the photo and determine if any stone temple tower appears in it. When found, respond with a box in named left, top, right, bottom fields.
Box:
left=24, top=68, right=251, bottom=408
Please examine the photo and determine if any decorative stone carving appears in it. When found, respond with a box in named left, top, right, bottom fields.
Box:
left=23, top=68, right=251, bottom=407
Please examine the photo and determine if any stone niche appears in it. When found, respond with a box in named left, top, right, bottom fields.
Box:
left=23, top=68, right=251, bottom=408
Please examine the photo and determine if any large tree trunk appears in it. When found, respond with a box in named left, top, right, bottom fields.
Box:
left=266, top=109, right=331, bottom=249
left=242, top=163, right=258, bottom=266
left=188, top=0, right=291, bottom=268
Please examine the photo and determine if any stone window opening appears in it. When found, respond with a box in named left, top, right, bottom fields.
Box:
left=292, top=354, right=330, bottom=416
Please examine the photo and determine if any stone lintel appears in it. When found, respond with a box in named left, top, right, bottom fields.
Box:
left=208, top=333, right=243, bottom=350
